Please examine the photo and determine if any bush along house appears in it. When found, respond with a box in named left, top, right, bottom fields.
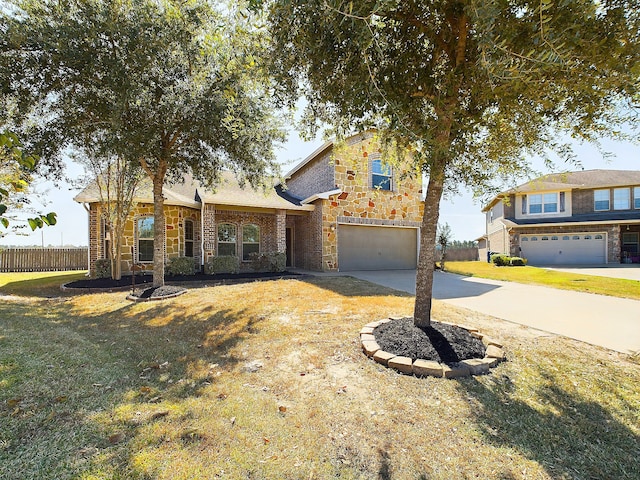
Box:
left=75, top=132, right=425, bottom=276
left=483, top=170, right=640, bottom=265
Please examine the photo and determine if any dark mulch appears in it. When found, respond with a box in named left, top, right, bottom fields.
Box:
left=64, top=271, right=300, bottom=289
left=132, top=285, right=186, bottom=299
left=374, top=317, right=486, bottom=365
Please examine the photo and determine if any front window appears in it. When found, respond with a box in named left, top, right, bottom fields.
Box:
left=594, top=189, right=610, bottom=211
left=371, top=159, right=392, bottom=191
left=634, top=187, right=640, bottom=209
left=137, top=217, right=154, bottom=262
left=242, top=224, right=260, bottom=261
left=217, top=224, right=236, bottom=256
left=184, top=219, right=194, bottom=257
left=613, top=188, right=630, bottom=210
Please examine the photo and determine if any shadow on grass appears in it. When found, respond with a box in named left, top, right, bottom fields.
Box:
left=0, top=271, right=87, bottom=297
left=0, top=293, right=264, bottom=478
left=458, top=368, right=640, bottom=479
left=302, top=275, right=413, bottom=298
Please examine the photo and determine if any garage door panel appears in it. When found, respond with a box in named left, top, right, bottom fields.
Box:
left=520, top=233, right=606, bottom=265
left=338, top=225, right=417, bottom=271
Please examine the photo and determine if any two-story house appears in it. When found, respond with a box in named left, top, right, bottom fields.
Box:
left=482, top=170, right=640, bottom=265
left=75, top=132, right=424, bottom=275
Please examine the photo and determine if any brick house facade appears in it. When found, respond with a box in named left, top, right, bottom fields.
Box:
left=76, top=132, right=425, bottom=276
left=483, top=170, right=640, bottom=265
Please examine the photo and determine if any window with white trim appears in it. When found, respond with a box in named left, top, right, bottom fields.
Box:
left=137, top=217, right=154, bottom=262
left=614, top=187, right=630, bottom=210
left=634, top=187, right=640, bottom=209
left=242, top=224, right=260, bottom=261
left=526, top=193, right=558, bottom=214
left=371, top=159, right=392, bottom=191
left=217, top=224, right=237, bottom=256
left=594, top=189, right=610, bottom=211
left=184, top=219, right=194, bottom=257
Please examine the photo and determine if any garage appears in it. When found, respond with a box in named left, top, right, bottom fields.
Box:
left=338, top=224, right=418, bottom=271
left=519, top=233, right=607, bottom=265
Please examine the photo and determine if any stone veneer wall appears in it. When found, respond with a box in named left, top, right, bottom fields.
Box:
left=88, top=202, right=201, bottom=276
left=319, top=136, right=424, bottom=271
left=511, top=224, right=621, bottom=263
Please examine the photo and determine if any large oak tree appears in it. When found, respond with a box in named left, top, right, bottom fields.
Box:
left=267, top=0, right=640, bottom=326
left=3, top=0, right=285, bottom=286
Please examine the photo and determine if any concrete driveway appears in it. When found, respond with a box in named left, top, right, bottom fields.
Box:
left=344, top=269, right=640, bottom=355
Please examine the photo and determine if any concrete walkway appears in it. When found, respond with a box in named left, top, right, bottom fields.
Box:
left=336, top=269, right=640, bottom=355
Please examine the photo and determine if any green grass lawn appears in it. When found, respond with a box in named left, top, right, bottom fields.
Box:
left=1, top=272, right=639, bottom=479
left=444, top=261, right=640, bottom=300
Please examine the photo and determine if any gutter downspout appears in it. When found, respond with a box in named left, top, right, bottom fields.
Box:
left=200, top=201, right=205, bottom=272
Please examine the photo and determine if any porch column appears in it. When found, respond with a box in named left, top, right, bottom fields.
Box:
left=202, top=204, right=216, bottom=263
left=276, top=209, right=286, bottom=253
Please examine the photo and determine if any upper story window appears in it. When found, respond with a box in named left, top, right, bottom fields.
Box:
left=526, top=192, right=559, bottom=214
left=634, top=187, right=640, bottom=209
left=614, top=187, right=630, bottom=210
left=184, top=219, right=194, bottom=257
left=371, top=159, right=392, bottom=191
left=594, top=189, right=610, bottom=211
left=137, top=217, right=154, bottom=263
left=217, top=224, right=236, bottom=256
left=242, top=224, right=260, bottom=261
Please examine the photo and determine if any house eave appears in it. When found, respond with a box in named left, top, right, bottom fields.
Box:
left=301, top=189, right=342, bottom=204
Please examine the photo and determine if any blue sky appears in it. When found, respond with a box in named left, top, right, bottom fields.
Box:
left=1, top=132, right=637, bottom=247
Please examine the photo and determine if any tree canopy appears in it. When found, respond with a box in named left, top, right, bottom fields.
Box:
left=267, top=0, right=640, bottom=326
left=3, top=0, right=286, bottom=285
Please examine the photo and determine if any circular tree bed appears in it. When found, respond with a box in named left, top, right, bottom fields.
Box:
left=127, top=285, right=187, bottom=302
left=361, top=317, right=505, bottom=378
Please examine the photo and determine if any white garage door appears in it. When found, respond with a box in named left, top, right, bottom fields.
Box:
left=520, top=233, right=606, bottom=265
left=338, top=225, right=418, bottom=271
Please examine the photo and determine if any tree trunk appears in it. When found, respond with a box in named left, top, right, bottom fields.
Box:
left=152, top=171, right=166, bottom=287
left=413, top=161, right=446, bottom=328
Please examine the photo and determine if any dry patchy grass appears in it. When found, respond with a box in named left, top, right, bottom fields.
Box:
left=0, top=275, right=639, bottom=479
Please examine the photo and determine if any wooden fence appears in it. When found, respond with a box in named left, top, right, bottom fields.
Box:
left=436, top=247, right=479, bottom=262
left=0, top=248, right=88, bottom=272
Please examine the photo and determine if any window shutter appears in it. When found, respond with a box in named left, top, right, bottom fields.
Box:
left=560, top=192, right=565, bottom=212
left=522, top=195, right=527, bottom=215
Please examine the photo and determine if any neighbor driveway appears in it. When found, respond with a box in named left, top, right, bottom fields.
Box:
left=342, top=269, right=640, bottom=355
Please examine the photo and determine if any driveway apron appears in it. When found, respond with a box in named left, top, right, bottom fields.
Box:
left=344, top=270, right=640, bottom=355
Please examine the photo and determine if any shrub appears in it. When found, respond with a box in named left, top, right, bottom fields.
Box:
left=509, top=256, right=528, bottom=266
left=491, top=254, right=511, bottom=267
left=94, top=258, right=111, bottom=278
left=205, top=255, right=239, bottom=274
left=249, top=252, right=286, bottom=272
left=167, top=256, right=196, bottom=276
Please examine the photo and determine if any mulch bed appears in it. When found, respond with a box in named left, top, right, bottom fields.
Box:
left=374, top=317, right=486, bottom=365
left=64, top=271, right=301, bottom=289
left=131, top=285, right=187, bottom=300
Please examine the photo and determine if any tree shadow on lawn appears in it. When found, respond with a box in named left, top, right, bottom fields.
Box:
left=0, top=295, right=266, bottom=477
left=458, top=368, right=640, bottom=479
left=302, top=275, right=414, bottom=298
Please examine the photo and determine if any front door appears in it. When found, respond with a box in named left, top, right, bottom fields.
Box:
left=285, top=227, right=293, bottom=268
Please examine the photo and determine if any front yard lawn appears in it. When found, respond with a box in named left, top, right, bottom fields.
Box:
left=1, top=273, right=639, bottom=479
left=445, top=261, right=640, bottom=300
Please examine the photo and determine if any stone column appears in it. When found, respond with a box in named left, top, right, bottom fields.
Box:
left=202, top=204, right=216, bottom=262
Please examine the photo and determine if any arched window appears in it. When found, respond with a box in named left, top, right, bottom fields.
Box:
left=242, top=224, right=260, bottom=261
left=137, top=217, right=154, bottom=262
left=184, top=219, right=194, bottom=257
left=217, top=224, right=237, bottom=256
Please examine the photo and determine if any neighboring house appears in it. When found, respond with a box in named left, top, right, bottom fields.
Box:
left=75, top=132, right=424, bottom=275
left=483, top=170, right=640, bottom=265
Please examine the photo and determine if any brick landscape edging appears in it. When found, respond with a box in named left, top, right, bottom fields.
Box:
left=361, top=317, right=505, bottom=378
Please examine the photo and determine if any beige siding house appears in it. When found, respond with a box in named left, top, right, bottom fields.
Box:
left=75, top=132, right=425, bottom=275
